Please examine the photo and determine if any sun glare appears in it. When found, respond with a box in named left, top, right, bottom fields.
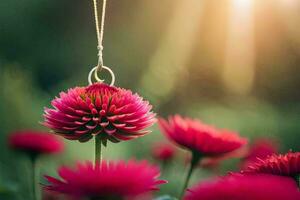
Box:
left=234, top=0, right=252, bottom=9
left=223, top=0, right=255, bottom=95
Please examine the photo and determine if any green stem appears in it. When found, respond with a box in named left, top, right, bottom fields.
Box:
left=30, top=156, right=38, bottom=200
left=95, top=134, right=102, bottom=166
left=294, top=174, right=300, bottom=188
left=180, top=152, right=202, bottom=199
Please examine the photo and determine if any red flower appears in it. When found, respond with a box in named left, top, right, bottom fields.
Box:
left=152, top=142, right=176, bottom=161
left=241, top=138, right=278, bottom=169
left=44, top=160, right=167, bottom=200
left=43, top=83, right=155, bottom=143
left=244, top=151, right=300, bottom=177
left=158, top=115, right=247, bottom=156
left=8, top=130, right=64, bottom=156
left=184, top=174, right=300, bottom=200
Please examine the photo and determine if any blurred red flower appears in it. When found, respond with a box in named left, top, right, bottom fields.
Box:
left=158, top=115, right=247, bottom=156
left=44, top=160, right=167, bottom=200
left=152, top=142, right=176, bottom=162
left=244, top=151, right=300, bottom=177
left=241, top=138, right=278, bottom=169
left=8, top=130, right=64, bottom=156
left=43, top=83, right=155, bottom=143
left=184, top=174, right=300, bottom=200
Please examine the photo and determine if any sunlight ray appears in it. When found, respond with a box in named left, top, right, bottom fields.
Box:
left=223, top=0, right=255, bottom=95
left=139, top=0, right=204, bottom=105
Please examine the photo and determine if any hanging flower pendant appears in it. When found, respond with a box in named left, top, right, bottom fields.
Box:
left=43, top=82, right=156, bottom=144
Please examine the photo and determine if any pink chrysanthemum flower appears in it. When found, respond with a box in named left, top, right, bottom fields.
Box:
left=8, top=130, right=64, bottom=156
left=159, top=115, right=248, bottom=196
left=43, top=83, right=156, bottom=143
left=44, top=160, right=167, bottom=200
left=152, top=142, right=176, bottom=162
left=158, top=115, right=247, bottom=156
left=241, top=138, right=278, bottom=169
left=184, top=174, right=300, bottom=200
left=244, top=151, right=300, bottom=177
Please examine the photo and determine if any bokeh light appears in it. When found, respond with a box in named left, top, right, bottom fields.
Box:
left=223, top=0, right=255, bottom=95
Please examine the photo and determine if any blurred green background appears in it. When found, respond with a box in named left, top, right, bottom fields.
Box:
left=0, top=0, right=300, bottom=199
